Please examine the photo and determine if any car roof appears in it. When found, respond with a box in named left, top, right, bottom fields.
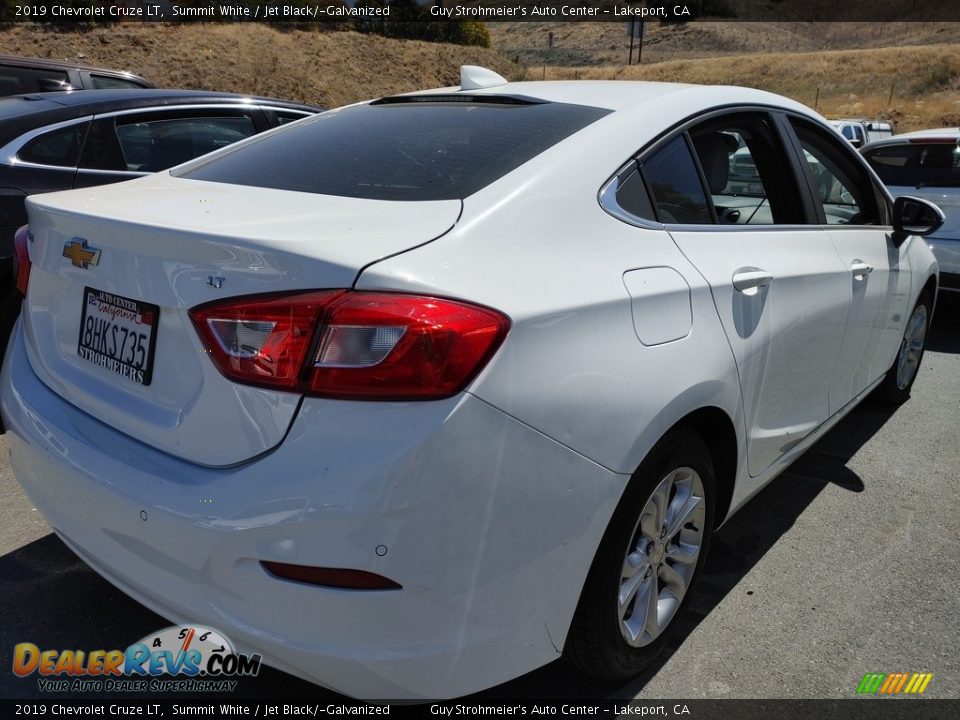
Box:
left=0, top=53, right=152, bottom=84
left=407, top=80, right=818, bottom=117
left=3, top=88, right=320, bottom=112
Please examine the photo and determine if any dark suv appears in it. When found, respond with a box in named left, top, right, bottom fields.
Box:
left=0, top=55, right=154, bottom=95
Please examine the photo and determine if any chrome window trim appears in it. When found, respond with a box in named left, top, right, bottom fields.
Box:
left=74, top=167, right=145, bottom=177
left=0, top=114, right=94, bottom=170
left=0, top=103, right=302, bottom=173
left=659, top=222, right=895, bottom=233
left=598, top=171, right=664, bottom=231
left=92, top=103, right=265, bottom=121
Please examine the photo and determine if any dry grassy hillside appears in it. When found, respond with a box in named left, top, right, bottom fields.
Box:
left=538, top=44, right=960, bottom=132
left=490, top=21, right=960, bottom=67
left=0, top=23, right=522, bottom=108
left=1, top=23, right=957, bottom=132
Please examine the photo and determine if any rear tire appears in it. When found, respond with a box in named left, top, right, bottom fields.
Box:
left=564, top=428, right=715, bottom=682
left=876, top=293, right=931, bottom=406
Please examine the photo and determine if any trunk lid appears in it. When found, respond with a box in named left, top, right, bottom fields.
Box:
left=22, top=173, right=461, bottom=466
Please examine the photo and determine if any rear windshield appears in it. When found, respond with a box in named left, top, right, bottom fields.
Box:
left=175, top=97, right=610, bottom=201
left=864, top=142, right=960, bottom=188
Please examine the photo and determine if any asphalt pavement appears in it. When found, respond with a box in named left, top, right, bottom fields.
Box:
left=1, top=297, right=957, bottom=701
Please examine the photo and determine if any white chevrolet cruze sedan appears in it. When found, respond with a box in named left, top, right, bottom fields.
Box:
left=0, top=68, right=942, bottom=699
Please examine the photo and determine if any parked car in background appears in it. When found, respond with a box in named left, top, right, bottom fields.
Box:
left=1, top=68, right=940, bottom=699
left=0, top=55, right=153, bottom=95
left=0, top=88, right=321, bottom=366
left=864, top=119, right=896, bottom=143
left=830, top=118, right=896, bottom=148
left=831, top=119, right=868, bottom=148
left=862, top=128, right=960, bottom=295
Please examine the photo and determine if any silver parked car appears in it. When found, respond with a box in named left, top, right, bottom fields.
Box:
left=863, top=128, right=960, bottom=295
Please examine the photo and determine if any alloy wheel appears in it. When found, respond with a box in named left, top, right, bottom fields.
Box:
left=618, top=467, right=706, bottom=647
left=896, top=303, right=928, bottom=390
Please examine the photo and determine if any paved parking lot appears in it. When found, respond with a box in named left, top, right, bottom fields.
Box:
left=1, top=297, right=957, bottom=701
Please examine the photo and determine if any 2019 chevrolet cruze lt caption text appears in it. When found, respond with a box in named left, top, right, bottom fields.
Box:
left=0, top=67, right=941, bottom=699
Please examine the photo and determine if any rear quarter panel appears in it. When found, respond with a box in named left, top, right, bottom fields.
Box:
left=354, top=115, right=745, bottom=484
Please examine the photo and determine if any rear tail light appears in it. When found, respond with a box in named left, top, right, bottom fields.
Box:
left=190, top=291, right=509, bottom=400
left=12, top=225, right=31, bottom=296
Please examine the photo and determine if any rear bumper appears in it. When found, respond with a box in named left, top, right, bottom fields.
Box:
left=0, top=322, right=623, bottom=699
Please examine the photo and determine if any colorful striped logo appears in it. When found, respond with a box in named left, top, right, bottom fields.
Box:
left=857, top=672, right=933, bottom=695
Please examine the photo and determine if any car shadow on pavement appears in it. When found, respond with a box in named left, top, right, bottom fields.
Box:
left=927, top=293, right=959, bottom=354
left=0, top=533, right=342, bottom=700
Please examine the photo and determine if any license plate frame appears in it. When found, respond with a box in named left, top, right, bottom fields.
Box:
left=77, top=287, right=159, bottom=386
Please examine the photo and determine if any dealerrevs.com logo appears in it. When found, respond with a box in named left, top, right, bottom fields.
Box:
left=13, top=625, right=261, bottom=693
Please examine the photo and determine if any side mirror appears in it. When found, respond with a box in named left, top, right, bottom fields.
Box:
left=891, top=196, right=945, bottom=247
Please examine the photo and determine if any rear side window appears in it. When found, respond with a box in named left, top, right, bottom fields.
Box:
left=177, top=99, right=611, bottom=201
left=116, top=116, right=258, bottom=172
left=79, top=118, right=127, bottom=171
left=840, top=125, right=864, bottom=143
left=864, top=142, right=960, bottom=188
left=18, top=123, right=87, bottom=167
left=0, top=65, right=70, bottom=95
left=88, top=74, right=146, bottom=90
left=613, top=162, right=655, bottom=220
left=639, top=135, right=711, bottom=224
left=263, top=109, right=313, bottom=126
left=689, top=113, right=806, bottom=225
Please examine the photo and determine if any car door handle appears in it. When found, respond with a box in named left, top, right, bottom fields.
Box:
left=851, top=261, right=873, bottom=278
left=732, top=269, right=774, bottom=293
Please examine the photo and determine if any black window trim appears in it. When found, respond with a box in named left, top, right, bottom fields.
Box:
left=598, top=103, right=893, bottom=232
left=771, top=111, right=824, bottom=225
left=680, top=129, right=720, bottom=225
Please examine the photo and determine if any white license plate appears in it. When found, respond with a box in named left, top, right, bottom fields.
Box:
left=77, top=287, right=159, bottom=386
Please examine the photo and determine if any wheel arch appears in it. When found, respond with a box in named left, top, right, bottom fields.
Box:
left=658, top=406, right=739, bottom=527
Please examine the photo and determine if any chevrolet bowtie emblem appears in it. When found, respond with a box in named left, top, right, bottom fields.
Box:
left=62, top=239, right=101, bottom=269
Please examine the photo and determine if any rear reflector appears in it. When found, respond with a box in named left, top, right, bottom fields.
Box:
left=260, top=561, right=401, bottom=590
left=12, top=225, right=31, bottom=297
left=190, top=291, right=509, bottom=400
